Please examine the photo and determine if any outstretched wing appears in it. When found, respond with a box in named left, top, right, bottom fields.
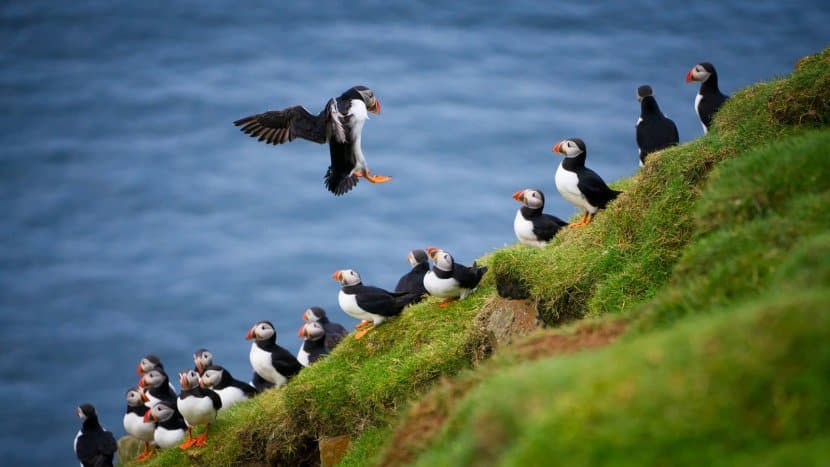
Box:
left=234, top=105, right=328, bottom=145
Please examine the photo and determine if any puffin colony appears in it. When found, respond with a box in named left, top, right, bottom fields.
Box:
left=76, top=70, right=730, bottom=464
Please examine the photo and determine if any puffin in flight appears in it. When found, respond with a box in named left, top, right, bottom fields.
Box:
left=552, top=138, right=622, bottom=227
left=233, top=86, right=389, bottom=196
left=246, top=320, right=303, bottom=389
left=636, top=85, right=679, bottom=166
left=302, top=306, right=348, bottom=350
left=686, top=62, right=729, bottom=134
left=332, top=269, right=418, bottom=339
left=74, top=403, right=117, bottom=467
left=423, top=247, right=487, bottom=307
left=512, top=188, right=567, bottom=247
left=394, top=249, right=430, bottom=303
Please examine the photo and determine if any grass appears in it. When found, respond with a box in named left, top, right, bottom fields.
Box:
left=125, top=47, right=830, bottom=466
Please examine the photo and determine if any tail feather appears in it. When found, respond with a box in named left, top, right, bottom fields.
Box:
left=324, top=168, right=359, bottom=196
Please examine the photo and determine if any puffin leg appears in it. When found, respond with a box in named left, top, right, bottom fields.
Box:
left=360, top=169, right=392, bottom=184
left=569, top=211, right=589, bottom=228
left=194, top=425, right=210, bottom=447
left=179, top=427, right=196, bottom=449
left=355, top=320, right=372, bottom=329
left=437, top=299, right=457, bottom=308
left=584, top=212, right=595, bottom=225
left=135, top=441, right=153, bottom=461
left=354, top=323, right=374, bottom=340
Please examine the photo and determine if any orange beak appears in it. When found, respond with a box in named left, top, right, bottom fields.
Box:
left=332, top=270, right=344, bottom=283
left=245, top=326, right=256, bottom=340
left=512, top=190, right=525, bottom=202
left=195, top=360, right=202, bottom=374
left=553, top=141, right=563, bottom=154
left=298, top=325, right=307, bottom=338
left=426, top=247, right=440, bottom=260
left=302, top=309, right=310, bottom=322
left=179, top=373, right=187, bottom=388
left=370, top=98, right=381, bottom=114
left=143, top=410, right=154, bottom=423
left=140, top=389, right=149, bottom=402
left=136, top=363, right=143, bottom=376
left=685, top=68, right=694, bottom=83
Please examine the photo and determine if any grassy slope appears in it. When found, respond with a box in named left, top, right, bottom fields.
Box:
left=130, top=49, right=829, bottom=466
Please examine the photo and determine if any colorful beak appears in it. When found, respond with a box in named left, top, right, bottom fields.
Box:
left=143, top=410, right=154, bottom=423
left=302, top=309, right=310, bottom=322
left=332, top=270, right=344, bottom=283
left=553, top=142, right=563, bottom=154
left=138, top=376, right=147, bottom=388
left=179, top=373, right=187, bottom=388
left=426, top=247, right=440, bottom=259
left=136, top=363, right=143, bottom=376
left=685, top=68, right=694, bottom=83
left=512, top=190, right=525, bottom=202
left=245, top=326, right=256, bottom=340
left=298, top=325, right=306, bottom=338
left=140, top=389, right=149, bottom=402
left=196, top=360, right=202, bottom=374
left=370, top=98, right=381, bottom=114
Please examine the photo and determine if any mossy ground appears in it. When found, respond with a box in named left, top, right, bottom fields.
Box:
left=127, top=48, right=830, bottom=466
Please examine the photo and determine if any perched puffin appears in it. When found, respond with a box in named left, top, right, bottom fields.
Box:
left=332, top=269, right=418, bottom=339
left=74, top=403, right=117, bottom=467
left=246, top=320, right=303, bottom=388
left=423, top=247, right=487, bottom=306
left=123, top=388, right=155, bottom=461
left=176, top=370, right=222, bottom=449
left=143, top=402, right=187, bottom=450
left=136, top=354, right=176, bottom=393
left=200, top=365, right=256, bottom=411
left=233, top=85, right=389, bottom=196
left=686, top=62, right=729, bottom=134
left=193, top=348, right=213, bottom=375
left=636, top=85, right=679, bottom=166
left=302, top=306, right=349, bottom=350
left=138, top=369, right=178, bottom=408
left=552, top=138, right=622, bottom=227
left=297, top=322, right=329, bottom=366
left=512, top=189, right=568, bottom=247
left=394, top=249, right=430, bottom=302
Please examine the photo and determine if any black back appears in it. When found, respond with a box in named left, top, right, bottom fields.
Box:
left=76, top=405, right=117, bottom=467
left=343, top=283, right=418, bottom=317
left=255, top=337, right=304, bottom=379
left=394, top=261, right=429, bottom=301
left=322, top=322, right=348, bottom=351
left=302, top=337, right=328, bottom=364
left=208, top=365, right=257, bottom=398
left=146, top=372, right=177, bottom=406
left=561, top=150, right=622, bottom=210
left=696, top=64, right=729, bottom=130
left=452, top=262, right=488, bottom=289
left=637, top=96, right=679, bottom=163
left=520, top=206, right=568, bottom=242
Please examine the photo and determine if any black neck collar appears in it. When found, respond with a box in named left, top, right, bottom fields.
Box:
left=561, top=152, right=586, bottom=171
left=432, top=266, right=453, bottom=279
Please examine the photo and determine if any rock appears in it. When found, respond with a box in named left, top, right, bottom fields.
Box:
left=480, top=296, right=538, bottom=346
left=319, top=434, right=351, bottom=467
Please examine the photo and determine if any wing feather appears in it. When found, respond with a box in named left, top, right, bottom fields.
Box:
left=233, top=105, right=327, bottom=145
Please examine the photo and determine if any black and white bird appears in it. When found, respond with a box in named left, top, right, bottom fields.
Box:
left=394, top=249, right=430, bottom=302
left=233, top=85, right=389, bottom=196
left=123, top=388, right=155, bottom=462
left=552, top=138, right=622, bottom=227
left=302, top=306, right=348, bottom=350
left=138, top=369, right=178, bottom=408
left=512, top=189, right=567, bottom=247
left=200, top=365, right=256, bottom=411
left=193, top=348, right=213, bottom=375
left=143, top=402, right=187, bottom=450
left=636, top=85, right=679, bottom=166
left=136, top=354, right=176, bottom=393
left=333, top=269, right=418, bottom=339
left=423, top=247, right=487, bottom=306
left=176, top=370, right=222, bottom=449
left=686, top=62, right=729, bottom=134
left=246, top=321, right=303, bottom=388
left=75, top=403, right=117, bottom=467
left=297, top=321, right=329, bottom=366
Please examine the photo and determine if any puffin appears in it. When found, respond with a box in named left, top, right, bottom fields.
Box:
left=332, top=269, right=418, bottom=339
left=136, top=354, right=176, bottom=393
left=246, top=320, right=303, bottom=388
left=176, top=370, right=222, bottom=449
left=250, top=372, right=274, bottom=393
left=74, top=403, right=117, bottom=467
left=302, top=306, right=348, bottom=350
left=193, top=348, right=213, bottom=375
left=512, top=188, right=568, bottom=247
left=423, top=247, right=487, bottom=306
left=636, top=85, right=679, bottom=166
left=233, top=85, right=389, bottom=196
left=686, top=62, right=729, bottom=133
left=138, top=369, right=178, bottom=408
left=297, top=322, right=329, bottom=366
left=552, top=138, right=622, bottom=227
left=200, top=365, right=256, bottom=411
left=143, top=402, right=188, bottom=450
left=394, top=249, right=430, bottom=303
left=123, top=387, right=156, bottom=461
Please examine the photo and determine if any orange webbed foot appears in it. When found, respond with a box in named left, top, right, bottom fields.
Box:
left=355, top=320, right=372, bottom=330
left=354, top=325, right=374, bottom=340
left=179, top=437, right=196, bottom=450
left=194, top=432, right=209, bottom=447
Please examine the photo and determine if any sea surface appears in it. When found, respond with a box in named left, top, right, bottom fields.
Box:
left=1, top=1, right=827, bottom=464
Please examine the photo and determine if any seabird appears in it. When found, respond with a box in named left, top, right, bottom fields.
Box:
left=200, top=365, right=256, bottom=411
left=297, top=322, right=328, bottom=366
left=74, top=403, right=117, bottom=467
left=138, top=369, right=178, bottom=408
left=686, top=62, right=729, bottom=134
left=552, top=138, right=622, bottom=227
left=333, top=269, right=418, bottom=339
left=512, top=188, right=567, bottom=247
left=123, top=387, right=156, bottom=461
left=302, top=306, right=348, bottom=350
left=176, top=370, right=221, bottom=449
left=394, top=250, right=430, bottom=303
left=636, top=85, right=679, bottom=166
left=423, top=247, right=487, bottom=306
left=193, top=348, right=213, bottom=375
left=246, top=321, right=303, bottom=388
left=143, top=402, right=187, bottom=450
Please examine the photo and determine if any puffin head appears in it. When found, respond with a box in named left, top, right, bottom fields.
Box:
left=125, top=387, right=145, bottom=407
left=407, top=249, right=429, bottom=268
left=200, top=365, right=224, bottom=389
left=552, top=138, right=586, bottom=158
left=76, top=403, right=96, bottom=421
left=348, top=85, right=381, bottom=114
left=246, top=320, right=276, bottom=342
left=303, top=306, right=327, bottom=323
left=193, top=348, right=213, bottom=374
left=686, top=62, right=716, bottom=83
left=513, top=188, right=545, bottom=209
left=139, top=369, right=167, bottom=389
left=144, top=402, right=175, bottom=424
left=426, top=247, right=454, bottom=271
left=137, top=354, right=163, bottom=376
left=637, top=85, right=653, bottom=102
left=179, top=370, right=201, bottom=390
left=332, top=269, right=362, bottom=287
left=298, top=321, right=326, bottom=341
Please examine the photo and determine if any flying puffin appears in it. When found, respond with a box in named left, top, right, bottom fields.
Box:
left=176, top=370, right=222, bottom=449
left=143, top=402, right=188, bottom=450
left=193, top=348, right=213, bottom=375
left=302, top=306, right=348, bottom=350
left=297, top=321, right=329, bottom=366
left=552, top=138, right=622, bottom=227
left=394, top=249, right=430, bottom=302
left=636, top=85, right=679, bottom=166
left=332, top=269, right=418, bottom=339
left=74, top=403, right=117, bottom=467
left=686, top=62, right=729, bottom=134
left=512, top=189, right=567, bottom=247
left=123, top=387, right=156, bottom=461
left=246, top=320, right=303, bottom=388
left=233, top=85, right=389, bottom=196
left=138, top=369, right=178, bottom=408
left=200, top=365, right=256, bottom=411
left=423, top=247, right=487, bottom=306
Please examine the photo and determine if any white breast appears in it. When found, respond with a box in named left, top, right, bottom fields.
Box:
left=215, top=386, right=249, bottom=412
left=178, top=395, right=216, bottom=427
left=348, top=99, right=369, bottom=173
left=423, top=270, right=463, bottom=298
left=297, top=347, right=310, bottom=367
left=695, top=93, right=708, bottom=133
left=154, top=426, right=185, bottom=449
left=514, top=210, right=546, bottom=247
left=123, top=412, right=155, bottom=442
left=249, top=343, right=288, bottom=387
left=555, top=162, right=596, bottom=213
left=338, top=290, right=382, bottom=323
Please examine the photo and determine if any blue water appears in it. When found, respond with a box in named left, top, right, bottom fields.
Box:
left=1, top=1, right=827, bottom=464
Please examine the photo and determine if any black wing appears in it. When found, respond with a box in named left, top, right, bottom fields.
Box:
left=452, top=263, right=487, bottom=289
left=76, top=431, right=117, bottom=467
left=354, top=286, right=408, bottom=316
left=638, top=117, right=680, bottom=159
left=323, top=322, right=348, bottom=351
left=230, top=378, right=258, bottom=398
left=324, top=137, right=359, bottom=195
left=206, top=388, right=222, bottom=411
left=533, top=214, right=568, bottom=242
left=234, top=104, right=330, bottom=145
left=395, top=269, right=428, bottom=297
left=271, top=345, right=303, bottom=379
left=577, top=168, right=621, bottom=209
